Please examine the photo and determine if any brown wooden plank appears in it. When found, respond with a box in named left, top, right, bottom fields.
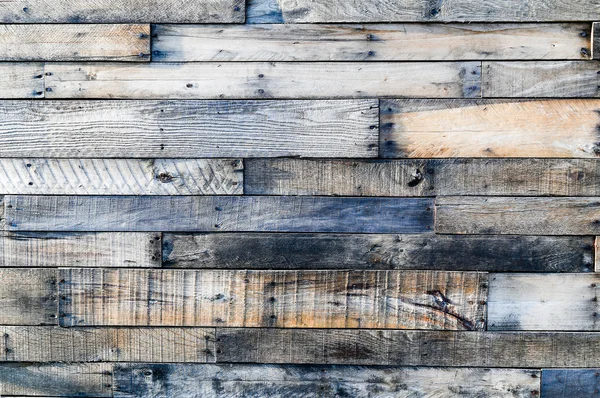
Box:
left=59, top=269, right=487, bottom=330
left=0, top=63, right=43, bottom=99
left=0, top=269, right=56, bottom=325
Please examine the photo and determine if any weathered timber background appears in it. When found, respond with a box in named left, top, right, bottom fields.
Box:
left=0, top=0, right=599, bottom=396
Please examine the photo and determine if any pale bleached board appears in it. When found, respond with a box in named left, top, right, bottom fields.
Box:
left=381, top=99, right=600, bottom=158
left=163, top=233, right=594, bottom=272
left=0, top=24, right=150, bottom=61
left=542, top=369, right=600, bottom=398
left=0, top=159, right=243, bottom=195
left=5, top=196, right=433, bottom=233
left=0, top=100, right=376, bottom=158
left=0, top=232, right=160, bottom=268
left=44, top=62, right=481, bottom=99
left=59, top=269, right=486, bottom=330
left=113, top=364, right=540, bottom=398
left=488, top=274, right=600, bottom=331
left=0, top=63, right=43, bottom=99
left=482, top=61, right=600, bottom=97
left=596, top=237, right=600, bottom=272
left=246, top=0, right=284, bottom=23
left=436, top=197, right=600, bottom=235
left=152, top=23, right=590, bottom=61
left=0, top=269, right=56, bottom=325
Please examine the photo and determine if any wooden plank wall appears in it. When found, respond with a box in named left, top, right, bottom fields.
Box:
left=0, top=0, right=599, bottom=396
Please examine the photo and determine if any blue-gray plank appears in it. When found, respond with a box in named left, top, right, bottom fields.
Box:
left=542, top=369, right=600, bottom=397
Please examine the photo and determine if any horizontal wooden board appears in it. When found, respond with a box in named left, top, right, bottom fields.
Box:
left=0, top=158, right=243, bottom=195
left=0, top=232, right=160, bottom=268
left=0, top=63, right=43, bottom=99
left=435, top=197, right=600, bottom=235
left=152, top=23, right=590, bottom=61
left=44, top=62, right=481, bottom=99
left=0, top=100, right=377, bottom=158
left=113, top=364, right=540, bottom=398
left=5, top=196, right=433, bottom=233
left=380, top=99, right=600, bottom=158
left=482, top=61, right=600, bottom=97
left=0, top=24, right=150, bottom=61
left=0, top=0, right=244, bottom=23
left=488, top=274, right=600, bottom=331
left=0, top=269, right=56, bottom=325
left=163, top=233, right=594, bottom=272
left=59, top=269, right=486, bottom=330
left=246, top=0, right=284, bottom=23
left=542, top=369, right=600, bottom=398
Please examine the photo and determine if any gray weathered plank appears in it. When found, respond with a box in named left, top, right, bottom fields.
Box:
left=0, top=269, right=56, bottom=325
left=44, top=62, right=481, bottom=99
left=163, top=233, right=594, bottom=273
left=435, top=197, right=600, bottom=235
left=0, top=63, right=43, bottom=99
left=0, top=100, right=376, bottom=158
left=152, top=23, right=590, bottom=61
left=381, top=99, right=600, bottom=158
left=59, top=269, right=486, bottom=330
left=113, top=364, right=540, bottom=398
left=542, top=369, right=600, bottom=398
left=6, top=196, right=433, bottom=233
left=593, top=22, right=600, bottom=59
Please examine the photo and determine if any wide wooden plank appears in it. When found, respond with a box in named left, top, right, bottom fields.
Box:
left=0, top=24, right=150, bottom=61
left=0, top=63, right=43, bottom=99
left=542, top=369, right=600, bottom=398
left=0, top=159, right=243, bottom=195
left=381, top=99, right=600, bottom=158
left=44, top=62, right=481, bottom=99
left=482, top=61, right=600, bottom=97
left=59, top=269, right=486, bottom=330
left=0, top=100, right=376, bottom=158
left=436, top=197, right=600, bottom=235
left=0, top=0, right=244, bottom=23
left=113, top=364, right=540, bottom=398
left=0, top=232, right=160, bottom=268
left=163, top=233, right=594, bottom=272
left=0, top=363, right=112, bottom=397
left=6, top=196, right=433, bottom=233
left=152, top=23, right=589, bottom=61
left=0, top=269, right=56, bottom=325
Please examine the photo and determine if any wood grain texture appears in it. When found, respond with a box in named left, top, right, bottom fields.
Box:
left=59, top=269, right=487, bottom=330
left=482, top=61, right=600, bottom=97
left=0, top=63, right=43, bottom=99
left=596, top=237, right=600, bottom=272
left=435, top=197, right=600, bottom=235
left=488, top=274, right=600, bottom=331
left=593, top=22, right=600, bottom=59
left=44, top=62, right=481, bottom=99
left=0, top=159, right=243, bottom=195
left=380, top=99, right=600, bottom=158
left=246, top=0, right=284, bottom=23
left=542, top=369, right=600, bottom=398
left=0, top=269, right=56, bottom=326
left=5, top=196, right=433, bottom=233
left=152, top=23, right=590, bottom=61
left=113, top=364, right=540, bottom=398
left=163, top=233, right=594, bottom=273
left=0, top=0, right=244, bottom=23
left=0, top=24, right=150, bottom=61
left=0, top=100, right=377, bottom=158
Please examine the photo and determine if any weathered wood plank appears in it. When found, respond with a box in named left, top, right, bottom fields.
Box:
left=0, top=232, right=160, bottom=268
left=44, top=62, right=481, bottom=99
left=0, top=63, right=43, bottom=99
left=113, top=364, right=540, bottom=398
left=596, top=237, right=600, bottom=272
left=0, top=363, right=112, bottom=397
left=542, top=369, right=600, bottom=398
left=6, top=196, right=433, bottom=233
left=0, top=269, right=56, bottom=325
left=59, top=269, right=486, bottom=330
left=482, top=61, right=600, bottom=97
left=0, top=24, right=150, bottom=61
left=163, top=233, right=594, bottom=272
left=0, top=0, right=244, bottom=23
left=436, top=197, right=600, bottom=235
left=0, top=159, right=243, bottom=195
left=152, top=23, right=590, bottom=61
left=0, top=100, right=376, bottom=158
left=246, top=0, right=284, bottom=23
left=381, top=99, right=600, bottom=158
left=593, top=22, right=600, bottom=59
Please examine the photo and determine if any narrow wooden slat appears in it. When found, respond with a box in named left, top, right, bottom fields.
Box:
left=381, top=99, right=600, bottom=158
left=596, top=236, right=600, bottom=272
left=6, top=196, right=433, bottom=233
left=44, top=62, right=481, bottom=99
left=482, top=61, right=600, bottom=97
left=59, top=269, right=486, bottom=330
left=542, top=369, right=600, bottom=397
left=0, top=100, right=376, bottom=158
left=0, top=24, right=150, bottom=61
left=0, top=63, right=43, bottom=99
left=0, top=269, right=56, bottom=325
left=163, top=233, right=594, bottom=272
left=113, top=364, right=540, bottom=398
left=152, top=23, right=590, bottom=61
left=593, top=22, right=600, bottom=59
left=436, top=197, right=600, bottom=235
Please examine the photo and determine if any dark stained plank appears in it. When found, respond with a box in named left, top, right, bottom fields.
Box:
left=0, top=63, right=44, bottom=99
left=0, top=269, right=57, bottom=326
left=0, top=100, right=377, bottom=158
left=6, top=196, right=433, bottom=233
left=163, top=233, right=594, bottom=273
left=542, top=369, right=600, bottom=398
left=59, top=269, right=487, bottom=330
